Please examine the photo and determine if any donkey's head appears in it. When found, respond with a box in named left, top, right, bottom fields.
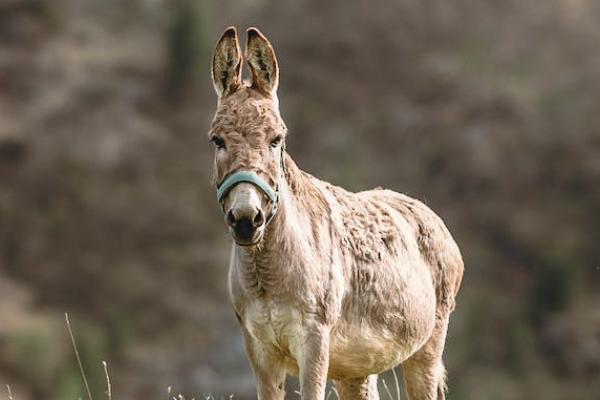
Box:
left=209, top=27, right=287, bottom=246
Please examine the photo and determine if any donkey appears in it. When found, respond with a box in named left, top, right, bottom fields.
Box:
left=208, top=27, right=464, bottom=400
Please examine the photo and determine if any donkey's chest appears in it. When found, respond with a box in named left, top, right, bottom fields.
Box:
left=241, top=298, right=306, bottom=353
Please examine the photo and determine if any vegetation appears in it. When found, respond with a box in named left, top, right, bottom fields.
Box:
left=167, top=0, right=210, bottom=98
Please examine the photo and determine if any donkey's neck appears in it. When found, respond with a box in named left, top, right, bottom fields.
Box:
left=233, top=154, right=331, bottom=297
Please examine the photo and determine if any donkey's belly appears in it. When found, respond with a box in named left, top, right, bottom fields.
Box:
left=326, top=267, right=438, bottom=379
left=327, top=318, right=432, bottom=379
left=281, top=330, right=410, bottom=379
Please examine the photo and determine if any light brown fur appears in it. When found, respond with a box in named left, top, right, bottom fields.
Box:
left=209, top=27, right=464, bottom=400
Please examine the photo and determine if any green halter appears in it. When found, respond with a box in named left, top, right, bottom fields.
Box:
left=216, top=171, right=278, bottom=204
left=216, top=146, right=285, bottom=225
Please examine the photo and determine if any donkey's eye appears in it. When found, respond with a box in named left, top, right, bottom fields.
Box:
left=270, top=135, right=283, bottom=148
left=211, top=136, right=226, bottom=150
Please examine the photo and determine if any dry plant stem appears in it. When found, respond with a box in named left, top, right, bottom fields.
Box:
left=331, top=386, right=340, bottom=399
left=102, top=361, right=111, bottom=400
left=392, top=367, right=401, bottom=400
left=382, top=379, right=394, bottom=400
left=6, top=384, right=13, bottom=400
left=65, top=313, right=94, bottom=400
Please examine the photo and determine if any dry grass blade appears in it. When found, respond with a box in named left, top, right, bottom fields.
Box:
left=331, top=386, right=340, bottom=400
left=102, top=361, right=111, bottom=400
left=65, top=313, right=94, bottom=400
left=325, top=388, right=333, bottom=400
left=6, top=384, right=13, bottom=400
left=392, top=367, right=401, bottom=400
left=381, top=378, right=394, bottom=400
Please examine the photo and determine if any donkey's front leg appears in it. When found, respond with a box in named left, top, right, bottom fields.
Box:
left=242, top=330, right=286, bottom=400
left=297, top=326, right=330, bottom=400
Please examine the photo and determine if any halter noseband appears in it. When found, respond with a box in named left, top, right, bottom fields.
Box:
left=216, top=146, right=285, bottom=226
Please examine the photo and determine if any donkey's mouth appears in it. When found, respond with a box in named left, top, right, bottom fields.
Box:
left=230, top=222, right=265, bottom=246
left=231, top=232, right=264, bottom=246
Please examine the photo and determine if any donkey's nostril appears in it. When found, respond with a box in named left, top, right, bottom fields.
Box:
left=226, top=210, right=236, bottom=227
left=253, top=209, right=264, bottom=227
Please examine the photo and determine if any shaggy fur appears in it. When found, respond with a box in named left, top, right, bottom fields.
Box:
left=209, top=27, right=464, bottom=400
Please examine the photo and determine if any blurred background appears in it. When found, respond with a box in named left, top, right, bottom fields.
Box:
left=1, top=0, right=599, bottom=399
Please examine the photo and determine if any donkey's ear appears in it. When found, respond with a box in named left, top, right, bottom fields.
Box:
left=245, top=28, right=279, bottom=95
left=211, top=27, right=242, bottom=97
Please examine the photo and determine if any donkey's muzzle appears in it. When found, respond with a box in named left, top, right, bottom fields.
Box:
left=226, top=206, right=265, bottom=244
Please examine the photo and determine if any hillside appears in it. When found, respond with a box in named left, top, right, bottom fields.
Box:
left=1, top=1, right=599, bottom=399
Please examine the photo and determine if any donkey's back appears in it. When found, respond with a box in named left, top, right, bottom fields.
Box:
left=315, top=175, right=464, bottom=311
left=357, top=188, right=465, bottom=312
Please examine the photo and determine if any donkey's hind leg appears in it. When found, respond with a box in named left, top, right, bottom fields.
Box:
left=402, top=315, right=450, bottom=400
left=335, top=375, right=380, bottom=400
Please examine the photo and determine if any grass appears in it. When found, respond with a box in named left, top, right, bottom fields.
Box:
left=381, top=367, right=403, bottom=400
left=4, top=314, right=405, bottom=400
left=65, top=313, right=95, bottom=400
left=6, top=384, right=13, bottom=400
